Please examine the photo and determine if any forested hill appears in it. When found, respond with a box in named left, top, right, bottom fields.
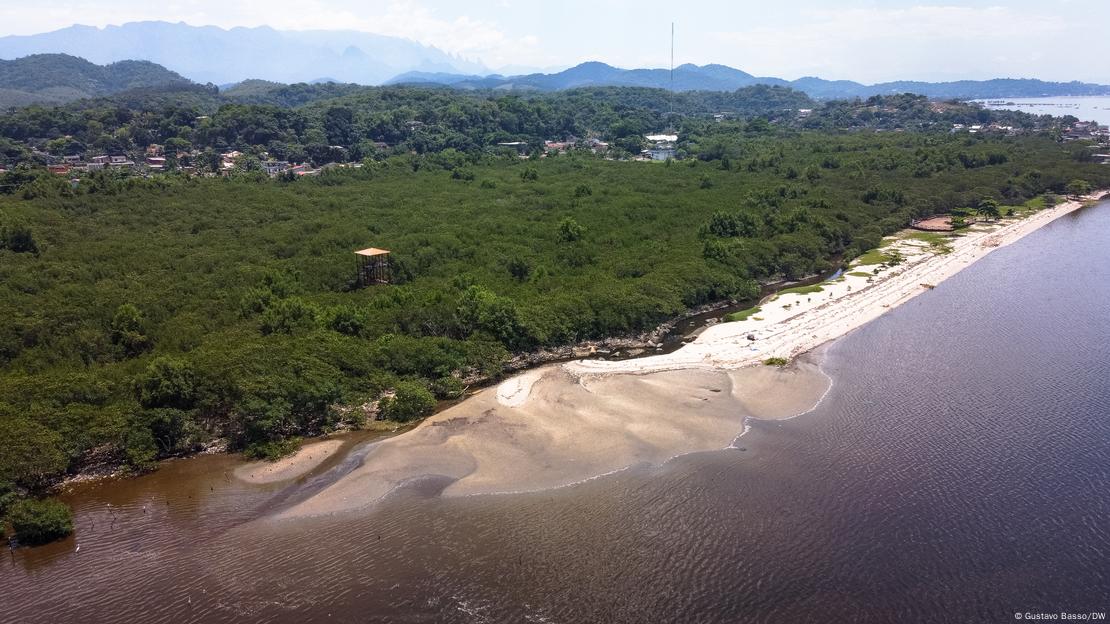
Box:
left=1, top=83, right=1077, bottom=171
left=0, top=53, right=192, bottom=108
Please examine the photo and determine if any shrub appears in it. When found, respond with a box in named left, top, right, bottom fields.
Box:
left=243, top=437, right=302, bottom=461
left=378, top=381, right=436, bottom=422
left=260, top=297, right=320, bottom=334
left=763, top=357, right=789, bottom=366
left=557, top=217, right=585, bottom=242
left=137, top=357, right=197, bottom=410
left=7, top=498, right=74, bottom=545
left=0, top=417, right=68, bottom=489
left=0, top=221, right=39, bottom=254
left=110, top=304, right=151, bottom=357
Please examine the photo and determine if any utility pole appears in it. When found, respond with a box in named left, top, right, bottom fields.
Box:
left=670, top=22, right=675, bottom=119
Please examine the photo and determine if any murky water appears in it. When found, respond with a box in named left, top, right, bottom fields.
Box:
left=4, top=204, right=1110, bottom=623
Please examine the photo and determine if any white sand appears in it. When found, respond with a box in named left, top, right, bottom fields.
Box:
left=565, top=193, right=1103, bottom=377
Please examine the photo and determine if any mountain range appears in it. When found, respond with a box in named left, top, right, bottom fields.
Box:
left=0, top=21, right=487, bottom=86
left=1, top=21, right=1109, bottom=101
left=389, top=61, right=1110, bottom=100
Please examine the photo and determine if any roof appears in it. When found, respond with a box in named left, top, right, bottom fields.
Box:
left=354, top=247, right=390, bottom=256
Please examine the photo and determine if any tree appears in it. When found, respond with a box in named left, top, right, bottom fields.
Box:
left=1066, top=179, right=1092, bottom=198
left=0, top=221, right=39, bottom=254
left=323, top=106, right=355, bottom=146
left=0, top=417, right=68, bottom=488
left=976, top=198, right=1000, bottom=221
left=7, top=498, right=74, bottom=545
left=137, top=357, right=197, bottom=410
left=259, top=298, right=320, bottom=334
left=455, top=286, right=528, bottom=348
left=378, top=381, right=436, bottom=422
left=558, top=216, right=585, bottom=242
left=506, top=256, right=532, bottom=282
left=110, top=303, right=150, bottom=357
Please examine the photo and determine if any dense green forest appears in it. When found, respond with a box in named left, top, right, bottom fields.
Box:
left=2, top=126, right=1107, bottom=502
left=0, top=82, right=1072, bottom=168
left=0, top=54, right=191, bottom=109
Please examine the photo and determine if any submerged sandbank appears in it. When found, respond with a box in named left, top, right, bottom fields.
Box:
left=234, top=439, right=345, bottom=484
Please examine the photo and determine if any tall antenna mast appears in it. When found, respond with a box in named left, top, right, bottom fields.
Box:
left=670, top=22, right=674, bottom=117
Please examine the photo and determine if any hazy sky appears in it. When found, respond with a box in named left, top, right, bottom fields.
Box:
left=1, top=0, right=1107, bottom=83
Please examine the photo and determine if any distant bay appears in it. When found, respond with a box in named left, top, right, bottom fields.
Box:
left=974, top=96, right=1110, bottom=125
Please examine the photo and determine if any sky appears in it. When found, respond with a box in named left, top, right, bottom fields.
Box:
left=1, top=0, right=1107, bottom=83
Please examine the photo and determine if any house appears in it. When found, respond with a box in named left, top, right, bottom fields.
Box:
left=146, top=144, right=164, bottom=157
left=586, top=138, right=609, bottom=153
left=147, top=156, right=167, bottom=170
left=497, top=141, right=529, bottom=155
left=90, top=155, right=111, bottom=165
left=47, top=164, right=71, bottom=175
left=644, top=133, right=678, bottom=161
left=261, top=160, right=290, bottom=176
left=62, top=155, right=83, bottom=165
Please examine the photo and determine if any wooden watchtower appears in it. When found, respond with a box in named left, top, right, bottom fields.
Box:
left=354, top=247, right=391, bottom=286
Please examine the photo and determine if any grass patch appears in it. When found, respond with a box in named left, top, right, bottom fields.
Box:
left=854, top=248, right=889, bottom=265
left=901, top=230, right=951, bottom=245
left=776, top=284, right=824, bottom=297
left=724, top=306, right=761, bottom=322
left=763, top=357, right=789, bottom=367
left=848, top=271, right=872, bottom=278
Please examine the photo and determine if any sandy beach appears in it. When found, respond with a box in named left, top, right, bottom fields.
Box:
left=234, top=439, right=345, bottom=484
left=280, top=193, right=1102, bottom=517
left=566, top=193, right=1105, bottom=376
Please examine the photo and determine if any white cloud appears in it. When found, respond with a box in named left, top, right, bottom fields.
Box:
left=0, top=0, right=553, bottom=70
left=707, top=5, right=1070, bottom=82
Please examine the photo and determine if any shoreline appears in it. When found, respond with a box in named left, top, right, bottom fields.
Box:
left=278, top=354, right=830, bottom=518
left=273, top=192, right=1105, bottom=517
left=563, top=192, right=1106, bottom=377
left=52, top=193, right=1105, bottom=506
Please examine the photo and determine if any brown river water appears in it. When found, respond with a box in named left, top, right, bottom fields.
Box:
left=4, top=203, right=1110, bottom=623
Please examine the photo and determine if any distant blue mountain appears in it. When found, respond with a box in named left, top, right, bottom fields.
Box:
left=0, top=21, right=489, bottom=86
left=394, top=61, right=1110, bottom=100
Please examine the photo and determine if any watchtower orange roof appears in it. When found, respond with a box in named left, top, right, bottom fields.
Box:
left=354, top=247, right=390, bottom=256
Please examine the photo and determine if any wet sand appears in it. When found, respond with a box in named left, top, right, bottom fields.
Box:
left=281, top=359, right=829, bottom=517
left=234, top=439, right=345, bottom=484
